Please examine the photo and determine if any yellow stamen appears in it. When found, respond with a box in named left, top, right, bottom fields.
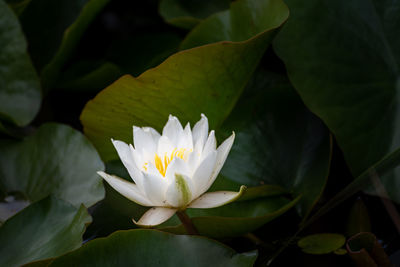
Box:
left=145, top=148, right=192, bottom=177
left=154, top=154, right=164, bottom=176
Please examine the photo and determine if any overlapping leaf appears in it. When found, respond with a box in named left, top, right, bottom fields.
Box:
left=80, top=0, right=289, bottom=162
left=219, top=70, right=331, bottom=218
left=159, top=195, right=299, bottom=238
left=273, top=0, right=400, bottom=200
left=0, top=196, right=91, bottom=267
left=0, top=0, right=41, bottom=126
left=19, top=0, right=109, bottom=89
left=0, top=123, right=104, bottom=207
left=42, top=229, right=257, bottom=267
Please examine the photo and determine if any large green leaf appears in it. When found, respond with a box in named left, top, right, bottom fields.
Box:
left=219, top=70, right=332, bottom=218
left=19, top=0, right=109, bottom=89
left=44, top=229, right=257, bottom=266
left=0, top=123, right=104, bottom=207
left=0, top=0, right=41, bottom=126
left=159, top=0, right=230, bottom=29
left=273, top=0, right=400, bottom=194
left=0, top=196, right=91, bottom=267
left=80, top=0, right=289, bottom=162
left=159, top=195, right=300, bottom=238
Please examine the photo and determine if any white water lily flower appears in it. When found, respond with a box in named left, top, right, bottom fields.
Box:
left=98, top=114, right=245, bottom=227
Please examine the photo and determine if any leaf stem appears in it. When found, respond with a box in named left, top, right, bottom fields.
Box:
left=176, top=210, right=198, bottom=235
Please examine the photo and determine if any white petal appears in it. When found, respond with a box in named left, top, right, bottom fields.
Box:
left=142, top=127, right=161, bottom=143
left=133, top=207, right=177, bottom=227
left=178, top=123, right=193, bottom=149
left=130, top=145, right=145, bottom=170
left=186, top=151, right=200, bottom=174
left=191, top=151, right=217, bottom=198
left=112, top=140, right=144, bottom=189
left=188, top=185, right=246, bottom=209
left=205, top=132, right=235, bottom=191
left=202, top=130, right=216, bottom=158
left=97, top=171, right=153, bottom=206
left=192, top=114, right=208, bottom=152
left=165, top=157, right=190, bottom=180
left=133, top=126, right=157, bottom=154
left=157, top=136, right=175, bottom=156
left=142, top=167, right=168, bottom=206
left=166, top=173, right=194, bottom=208
left=162, top=115, right=183, bottom=146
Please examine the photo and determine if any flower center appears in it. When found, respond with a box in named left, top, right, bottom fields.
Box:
left=143, top=148, right=191, bottom=177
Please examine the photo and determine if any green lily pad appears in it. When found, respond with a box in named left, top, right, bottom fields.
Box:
left=273, top=0, right=400, bottom=200
left=41, top=229, right=257, bottom=267
left=298, top=233, right=346, bottom=255
left=159, top=0, right=230, bottom=29
left=19, top=0, right=109, bottom=89
left=0, top=196, right=91, bottom=267
left=80, top=0, right=289, bottom=162
left=0, top=0, right=41, bottom=126
left=219, top=70, right=332, bottom=218
left=0, top=123, right=104, bottom=207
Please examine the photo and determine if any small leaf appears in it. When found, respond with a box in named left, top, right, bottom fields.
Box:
left=298, top=233, right=346, bottom=255
left=0, top=196, right=91, bottom=267
left=334, top=248, right=347, bottom=255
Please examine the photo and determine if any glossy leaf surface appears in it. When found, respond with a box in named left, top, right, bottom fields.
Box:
left=0, top=196, right=91, bottom=267
left=46, top=229, right=257, bottom=267
left=274, top=0, right=400, bottom=184
left=0, top=123, right=104, bottom=207
left=219, top=71, right=332, bottom=218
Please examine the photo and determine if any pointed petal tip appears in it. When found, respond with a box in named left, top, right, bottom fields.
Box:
left=97, top=170, right=106, bottom=177
left=187, top=185, right=246, bottom=209
left=132, top=207, right=177, bottom=227
left=132, top=218, right=153, bottom=228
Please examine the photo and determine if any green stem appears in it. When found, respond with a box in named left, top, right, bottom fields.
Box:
left=176, top=210, right=198, bottom=235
